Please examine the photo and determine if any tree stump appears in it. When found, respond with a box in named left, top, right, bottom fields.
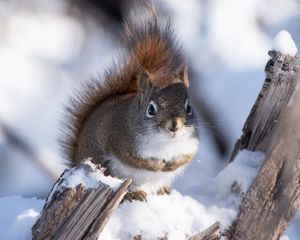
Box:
left=31, top=161, right=131, bottom=240
left=230, top=50, right=298, bottom=161
left=228, top=50, right=300, bottom=240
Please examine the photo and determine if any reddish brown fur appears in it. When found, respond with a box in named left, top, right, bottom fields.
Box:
left=61, top=13, right=188, bottom=163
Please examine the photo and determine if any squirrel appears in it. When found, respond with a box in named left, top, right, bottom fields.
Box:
left=61, top=8, right=199, bottom=201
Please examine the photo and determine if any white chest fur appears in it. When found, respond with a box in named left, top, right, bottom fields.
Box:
left=106, top=127, right=199, bottom=193
left=107, top=154, right=185, bottom=193
left=137, top=127, right=199, bottom=161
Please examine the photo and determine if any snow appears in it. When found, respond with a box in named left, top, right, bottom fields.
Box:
left=256, top=0, right=300, bottom=25
left=46, top=160, right=123, bottom=204
left=0, top=126, right=4, bottom=144
left=0, top=196, right=44, bottom=240
left=62, top=160, right=123, bottom=190
left=7, top=12, right=85, bottom=62
left=0, top=150, right=265, bottom=240
left=205, top=0, right=270, bottom=69
left=214, top=150, right=265, bottom=198
left=100, top=192, right=235, bottom=239
left=0, top=0, right=116, bottom=197
left=99, top=150, right=264, bottom=239
left=285, top=208, right=300, bottom=239
left=272, top=30, right=297, bottom=56
left=100, top=192, right=224, bottom=240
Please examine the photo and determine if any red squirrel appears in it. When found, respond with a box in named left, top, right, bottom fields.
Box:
left=62, top=8, right=199, bottom=201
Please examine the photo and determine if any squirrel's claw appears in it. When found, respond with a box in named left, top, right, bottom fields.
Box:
left=124, top=190, right=148, bottom=202
left=157, top=186, right=171, bottom=195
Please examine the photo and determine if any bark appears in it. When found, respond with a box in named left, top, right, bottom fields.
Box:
left=32, top=162, right=131, bottom=240
left=228, top=51, right=300, bottom=240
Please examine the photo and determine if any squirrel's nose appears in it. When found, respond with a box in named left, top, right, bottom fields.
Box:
left=166, top=118, right=184, bottom=133
left=167, top=120, right=178, bottom=132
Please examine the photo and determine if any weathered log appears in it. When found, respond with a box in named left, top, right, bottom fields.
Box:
left=228, top=50, right=300, bottom=240
left=32, top=161, right=131, bottom=240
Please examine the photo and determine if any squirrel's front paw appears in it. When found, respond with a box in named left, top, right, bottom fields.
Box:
left=124, top=190, right=148, bottom=202
left=157, top=186, right=171, bottom=195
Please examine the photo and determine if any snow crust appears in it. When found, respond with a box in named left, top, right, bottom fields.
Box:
left=272, top=30, right=297, bottom=56
left=62, top=161, right=123, bottom=190
left=46, top=161, right=123, bottom=204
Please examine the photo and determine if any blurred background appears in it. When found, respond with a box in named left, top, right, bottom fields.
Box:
left=0, top=0, right=299, bottom=201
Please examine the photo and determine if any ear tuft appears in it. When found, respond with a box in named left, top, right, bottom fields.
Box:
left=126, top=67, right=151, bottom=93
left=138, top=67, right=153, bottom=91
left=138, top=67, right=154, bottom=104
left=177, top=64, right=189, bottom=87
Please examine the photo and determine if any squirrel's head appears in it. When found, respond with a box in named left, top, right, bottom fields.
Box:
left=130, top=65, right=198, bottom=139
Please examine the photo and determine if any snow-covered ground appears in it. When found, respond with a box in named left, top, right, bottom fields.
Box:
left=0, top=0, right=299, bottom=239
left=100, top=150, right=265, bottom=239
left=0, top=151, right=265, bottom=239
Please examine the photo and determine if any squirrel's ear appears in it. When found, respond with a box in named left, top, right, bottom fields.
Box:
left=177, top=64, right=189, bottom=87
left=138, top=68, right=153, bottom=90
left=126, top=67, right=151, bottom=93
left=136, top=67, right=153, bottom=104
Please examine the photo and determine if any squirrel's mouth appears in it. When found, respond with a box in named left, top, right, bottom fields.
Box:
left=158, top=117, right=189, bottom=138
left=159, top=125, right=190, bottom=139
left=166, top=131, right=177, bottom=138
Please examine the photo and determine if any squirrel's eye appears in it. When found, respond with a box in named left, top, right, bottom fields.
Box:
left=185, top=99, right=192, bottom=115
left=146, top=100, right=157, bottom=118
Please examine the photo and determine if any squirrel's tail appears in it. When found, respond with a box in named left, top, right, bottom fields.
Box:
left=122, top=3, right=186, bottom=79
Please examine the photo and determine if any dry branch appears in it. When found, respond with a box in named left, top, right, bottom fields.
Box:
left=228, top=50, right=300, bottom=240
left=189, top=222, right=221, bottom=240
left=133, top=221, right=220, bottom=240
left=32, top=162, right=131, bottom=240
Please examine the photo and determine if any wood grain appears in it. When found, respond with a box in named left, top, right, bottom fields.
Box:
left=32, top=162, right=131, bottom=240
left=228, top=50, right=300, bottom=240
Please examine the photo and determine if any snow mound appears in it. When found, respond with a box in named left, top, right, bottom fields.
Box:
left=0, top=150, right=266, bottom=240
left=214, top=150, right=265, bottom=198
left=272, top=30, right=297, bottom=56
left=100, top=190, right=233, bottom=240
left=100, top=150, right=265, bottom=240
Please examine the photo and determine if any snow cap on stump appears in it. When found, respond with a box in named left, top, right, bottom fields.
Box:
left=272, top=30, right=297, bottom=56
